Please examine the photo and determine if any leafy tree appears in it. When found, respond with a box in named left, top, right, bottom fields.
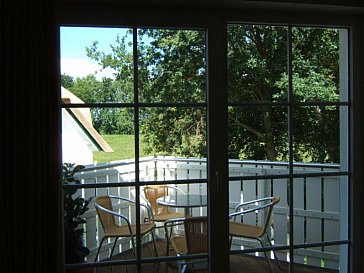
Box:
left=138, top=29, right=206, bottom=157
left=61, top=73, right=75, bottom=89
left=279, top=27, right=340, bottom=162
left=84, top=26, right=340, bottom=162
left=87, top=29, right=207, bottom=157
left=86, top=37, right=134, bottom=103
left=227, top=25, right=340, bottom=162
left=64, top=74, right=134, bottom=135
left=228, top=25, right=288, bottom=161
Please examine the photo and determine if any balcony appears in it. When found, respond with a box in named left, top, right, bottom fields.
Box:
left=72, top=156, right=345, bottom=273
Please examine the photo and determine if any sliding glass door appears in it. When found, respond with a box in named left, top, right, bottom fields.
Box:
left=227, top=23, right=350, bottom=273
left=59, top=10, right=353, bottom=273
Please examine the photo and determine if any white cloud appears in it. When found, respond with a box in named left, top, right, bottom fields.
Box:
left=61, top=58, right=116, bottom=80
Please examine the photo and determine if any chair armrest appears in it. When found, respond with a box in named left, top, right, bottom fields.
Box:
left=229, top=206, right=264, bottom=219
left=167, top=185, right=186, bottom=195
left=164, top=217, right=185, bottom=238
left=234, top=197, right=274, bottom=210
left=109, top=195, right=136, bottom=204
left=109, top=195, right=154, bottom=223
left=229, top=197, right=274, bottom=220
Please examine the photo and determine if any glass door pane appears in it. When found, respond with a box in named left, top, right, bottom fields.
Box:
left=137, top=27, right=208, bottom=271
left=60, top=26, right=209, bottom=272
left=227, top=23, right=349, bottom=273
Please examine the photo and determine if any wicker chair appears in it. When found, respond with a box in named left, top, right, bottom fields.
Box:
left=93, top=195, right=158, bottom=262
left=143, top=185, right=186, bottom=223
left=229, top=196, right=281, bottom=273
left=164, top=216, right=208, bottom=273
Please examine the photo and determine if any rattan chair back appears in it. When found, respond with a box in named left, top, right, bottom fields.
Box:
left=184, top=216, right=208, bottom=254
left=144, top=185, right=170, bottom=217
left=94, top=195, right=116, bottom=234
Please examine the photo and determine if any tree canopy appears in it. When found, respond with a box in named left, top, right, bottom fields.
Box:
left=62, top=25, right=342, bottom=163
left=227, top=25, right=340, bottom=162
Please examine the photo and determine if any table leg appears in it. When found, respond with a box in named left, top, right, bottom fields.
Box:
left=184, top=207, right=192, bottom=217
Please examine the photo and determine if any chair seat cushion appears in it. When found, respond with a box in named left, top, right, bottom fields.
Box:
left=229, top=221, right=265, bottom=239
left=105, top=222, right=156, bottom=237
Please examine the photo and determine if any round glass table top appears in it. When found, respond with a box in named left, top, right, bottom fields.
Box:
left=156, top=194, right=207, bottom=208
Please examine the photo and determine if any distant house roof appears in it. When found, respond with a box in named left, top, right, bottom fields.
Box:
left=61, top=87, right=113, bottom=153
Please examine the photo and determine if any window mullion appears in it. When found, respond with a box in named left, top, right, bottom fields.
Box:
left=207, top=17, right=229, bottom=273
left=287, top=24, right=294, bottom=273
left=133, top=26, right=142, bottom=272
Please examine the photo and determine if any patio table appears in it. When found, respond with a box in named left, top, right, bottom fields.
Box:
left=156, top=194, right=207, bottom=217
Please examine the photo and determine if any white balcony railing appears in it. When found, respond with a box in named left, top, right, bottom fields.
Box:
left=74, top=156, right=344, bottom=270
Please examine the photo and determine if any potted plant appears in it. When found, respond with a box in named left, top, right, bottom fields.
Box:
left=63, top=163, right=92, bottom=264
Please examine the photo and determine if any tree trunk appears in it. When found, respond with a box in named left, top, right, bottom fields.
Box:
left=262, top=108, right=277, bottom=161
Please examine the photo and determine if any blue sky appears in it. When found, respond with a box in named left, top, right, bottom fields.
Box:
left=60, top=26, right=130, bottom=79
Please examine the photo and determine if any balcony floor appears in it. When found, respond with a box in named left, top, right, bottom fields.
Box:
left=90, top=240, right=339, bottom=273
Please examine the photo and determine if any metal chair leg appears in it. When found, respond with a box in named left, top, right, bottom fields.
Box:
left=151, top=230, right=158, bottom=257
left=94, top=236, right=107, bottom=262
left=150, top=230, right=160, bottom=273
left=180, top=263, right=187, bottom=273
left=131, top=236, right=137, bottom=258
left=266, top=234, right=282, bottom=270
left=109, top=237, right=119, bottom=260
left=258, top=238, right=275, bottom=273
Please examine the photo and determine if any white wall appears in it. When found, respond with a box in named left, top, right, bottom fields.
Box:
left=61, top=109, right=97, bottom=165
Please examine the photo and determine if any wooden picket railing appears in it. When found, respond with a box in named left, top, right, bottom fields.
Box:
left=73, top=156, right=345, bottom=270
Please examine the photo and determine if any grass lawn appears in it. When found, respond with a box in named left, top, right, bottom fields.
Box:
left=93, top=134, right=149, bottom=163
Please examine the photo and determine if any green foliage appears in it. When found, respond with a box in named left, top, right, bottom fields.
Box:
left=64, top=75, right=134, bottom=135
left=227, top=25, right=340, bottom=162
left=141, top=108, right=206, bottom=157
left=138, top=30, right=207, bottom=157
left=87, top=29, right=207, bottom=158
left=63, top=163, right=91, bottom=263
left=137, top=29, right=206, bottom=103
left=65, top=26, right=341, bottom=163
left=61, top=74, right=75, bottom=89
